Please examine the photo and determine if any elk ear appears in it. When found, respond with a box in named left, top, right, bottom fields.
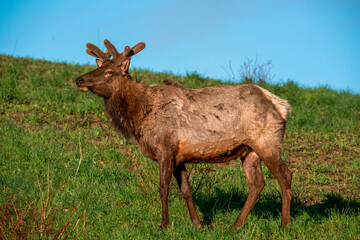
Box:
left=121, top=58, right=130, bottom=73
left=96, top=59, right=103, bottom=67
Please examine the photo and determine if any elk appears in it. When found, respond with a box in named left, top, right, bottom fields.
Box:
left=76, top=39, right=293, bottom=229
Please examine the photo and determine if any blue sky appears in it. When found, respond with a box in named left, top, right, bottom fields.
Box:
left=1, top=0, right=359, bottom=93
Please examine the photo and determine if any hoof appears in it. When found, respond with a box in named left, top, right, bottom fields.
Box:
left=160, top=223, right=169, bottom=229
left=280, top=221, right=291, bottom=228
left=233, top=221, right=245, bottom=229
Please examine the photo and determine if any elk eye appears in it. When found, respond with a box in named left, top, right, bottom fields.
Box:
left=105, top=70, right=114, bottom=76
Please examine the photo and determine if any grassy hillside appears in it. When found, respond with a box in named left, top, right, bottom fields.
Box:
left=0, top=54, right=359, bottom=239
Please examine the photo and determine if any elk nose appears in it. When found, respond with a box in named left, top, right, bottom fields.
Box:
left=76, top=77, right=84, bottom=86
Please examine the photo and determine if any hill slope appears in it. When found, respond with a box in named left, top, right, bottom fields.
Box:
left=0, top=54, right=359, bottom=239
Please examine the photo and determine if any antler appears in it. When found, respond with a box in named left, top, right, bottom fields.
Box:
left=86, top=43, right=110, bottom=60
left=128, top=42, right=146, bottom=56
left=103, top=40, right=146, bottom=62
left=104, top=40, right=121, bottom=59
left=85, top=39, right=146, bottom=65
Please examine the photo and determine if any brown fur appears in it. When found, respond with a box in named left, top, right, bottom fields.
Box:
left=76, top=40, right=293, bottom=229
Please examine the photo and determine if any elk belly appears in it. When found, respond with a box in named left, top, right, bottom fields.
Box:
left=175, top=140, right=251, bottom=165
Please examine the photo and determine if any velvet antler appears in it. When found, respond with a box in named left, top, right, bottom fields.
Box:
left=86, top=43, right=109, bottom=60
left=103, top=40, right=121, bottom=59
left=128, top=42, right=146, bottom=56
left=103, top=40, right=146, bottom=62
left=85, top=40, right=146, bottom=71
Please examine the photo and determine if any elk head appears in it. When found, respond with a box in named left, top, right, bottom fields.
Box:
left=76, top=39, right=145, bottom=97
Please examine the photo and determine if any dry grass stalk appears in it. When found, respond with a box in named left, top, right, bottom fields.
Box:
left=192, top=167, right=213, bottom=196
left=131, top=158, right=149, bottom=193
left=140, top=160, right=159, bottom=195
left=74, top=133, right=83, bottom=178
left=240, top=57, right=273, bottom=84
left=0, top=185, right=93, bottom=239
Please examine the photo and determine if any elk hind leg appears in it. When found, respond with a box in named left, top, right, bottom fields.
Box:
left=234, top=151, right=265, bottom=228
left=258, top=146, right=292, bottom=227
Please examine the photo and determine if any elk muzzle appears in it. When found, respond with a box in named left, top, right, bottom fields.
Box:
left=76, top=76, right=89, bottom=92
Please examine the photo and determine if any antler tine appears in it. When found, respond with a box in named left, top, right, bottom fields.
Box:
left=86, top=42, right=108, bottom=60
left=129, top=42, right=146, bottom=57
left=104, top=49, right=111, bottom=59
left=123, top=46, right=131, bottom=57
left=86, top=49, right=99, bottom=58
left=104, top=39, right=121, bottom=59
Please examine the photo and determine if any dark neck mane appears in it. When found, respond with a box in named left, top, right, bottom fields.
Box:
left=104, top=75, right=150, bottom=140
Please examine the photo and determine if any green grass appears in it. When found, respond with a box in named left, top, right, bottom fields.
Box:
left=0, top=54, right=359, bottom=239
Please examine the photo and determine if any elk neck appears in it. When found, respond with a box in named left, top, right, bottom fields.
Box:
left=103, top=74, right=151, bottom=141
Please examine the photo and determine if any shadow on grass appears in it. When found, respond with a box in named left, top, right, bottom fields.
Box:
left=193, top=187, right=360, bottom=226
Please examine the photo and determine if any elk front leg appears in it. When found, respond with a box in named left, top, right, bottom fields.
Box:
left=158, top=149, right=174, bottom=228
left=173, top=164, right=201, bottom=228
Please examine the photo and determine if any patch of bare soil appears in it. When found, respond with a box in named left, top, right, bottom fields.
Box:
left=283, top=132, right=359, bottom=204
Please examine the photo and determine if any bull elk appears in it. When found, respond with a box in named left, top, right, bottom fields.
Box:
left=76, top=39, right=293, bottom=228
